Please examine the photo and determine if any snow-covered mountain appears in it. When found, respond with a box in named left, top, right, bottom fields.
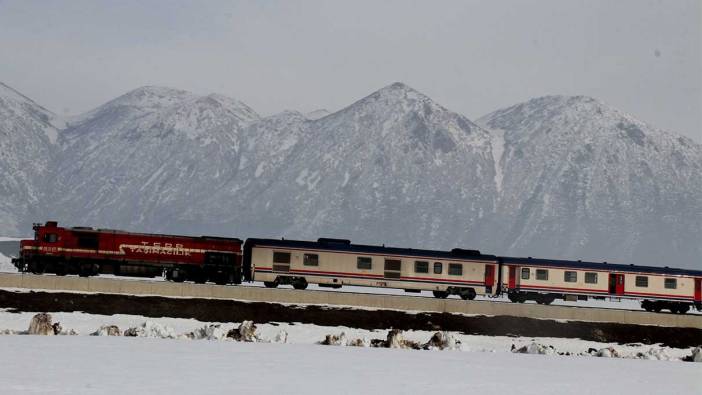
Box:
left=0, top=82, right=699, bottom=268
left=478, top=95, right=702, bottom=267
left=213, top=82, right=497, bottom=247
left=305, top=109, right=330, bottom=120
left=45, top=86, right=260, bottom=231
left=0, top=83, right=63, bottom=235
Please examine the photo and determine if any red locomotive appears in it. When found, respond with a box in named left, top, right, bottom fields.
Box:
left=14, top=221, right=242, bottom=284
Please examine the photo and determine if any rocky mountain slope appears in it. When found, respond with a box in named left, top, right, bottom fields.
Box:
left=0, top=82, right=699, bottom=268
left=478, top=95, right=702, bottom=266
left=0, top=83, right=63, bottom=235
left=214, top=83, right=497, bottom=248
left=46, top=86, right=260, bottom=231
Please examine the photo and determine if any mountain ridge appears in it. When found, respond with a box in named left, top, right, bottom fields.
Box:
left=0, top=81, right=699, bottom=268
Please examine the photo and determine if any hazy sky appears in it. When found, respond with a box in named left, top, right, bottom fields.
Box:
left=1, top=0, right=700, bottom=141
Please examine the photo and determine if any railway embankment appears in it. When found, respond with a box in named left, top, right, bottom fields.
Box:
left=0, top=275, right=701, bottom=347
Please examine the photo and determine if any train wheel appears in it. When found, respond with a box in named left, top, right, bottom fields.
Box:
left=292, top=279, right=308, bottom=290
left=678, top=305, right=690, bottom=314
left=171, top=268, right=185, bottom=283
left=79, top=264, right=91, bottom=277
left=432, top=291, right=449, bottom=299
left=539, top=295, right=555, bottom=305
left=508, top=293, right=524, bottom=303
left=214, top=273, right=228, bottom=286
left=264, top=280, right=279, bottom=288
left=459, top=289, right=476, bottom=300
left=30, top=260, right=45, bottom=275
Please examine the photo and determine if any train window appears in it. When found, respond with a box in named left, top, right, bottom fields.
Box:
left=414, top=261, right=429, bottom=273
left=536, top=269, right=549, bottom=281
left=43, top=233, right=58, bottom=243
left=521, top=268, right=530, bottom=280
left=564, top=271, right=577, bottom=283
left=433, top=262, right=442, bottom=274
left=77, top=235, right=98, bottom=249
left=384, top=259, right=401, bottom=271
left=357, top=257, right=372, bottom=270
left=635, top=276, right=648, bottom=287
left=664, top=278, right=677, bottom=289
left=448, top=263, right=462, bottom=276
left=303, top=254, right=319, bottom=266
left=273, top=252, right=291, bottom=264
left=585, top=272, right=598, bottom=284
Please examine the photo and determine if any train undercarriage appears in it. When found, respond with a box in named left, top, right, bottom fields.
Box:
left=505, top=290, right=697, bottom=314
left=14, top=255, right=241, bottom=285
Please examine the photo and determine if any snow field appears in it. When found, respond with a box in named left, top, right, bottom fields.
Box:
left=0, top=335, right=699, bottom=395
left=0, top=310, right=698, bottom=362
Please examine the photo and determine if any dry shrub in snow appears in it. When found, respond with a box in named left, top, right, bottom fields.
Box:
left=423, top=332, right=460, bottom=350
left=682, top=346, right=702, bottom=362
left=635, top=348, right=672, bottom=361
left=226, top=321, right=258, bottom=342
left=512, top=342, right=556, bottom=355
left=92, top=325, right=121, bottom=336
left=347, top=337, right=369, bottom=347
left=0, top=329, right=18, bottom=335
left=595, top=347, right=620, bottom=358
left=188, top=324, right=228, bottom=340
left=378, top=329, right=420, bottom=350
left=123, top=321, right=177, bottom=339
left=319, top=332, right=348, bottom=346
left=28, top=313, right=54, bottom=335
left=318, top=332, right=371, bottom=347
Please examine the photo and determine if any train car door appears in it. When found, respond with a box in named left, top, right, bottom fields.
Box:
left=484, top=264, right=496, bottom=293
left=508, top=266, right=517, bottom=289
left=695, top=278, right=701, bottom=302
left=609, top=273, right=625, bottom=295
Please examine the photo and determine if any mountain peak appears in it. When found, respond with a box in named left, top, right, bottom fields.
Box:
left=478, top=94, right=650, bottom=140
left=105, top=86, right=196, bottom=110
left=337, top=82, right=449, bottom=120
left=372, top=81, right=425, bottom=99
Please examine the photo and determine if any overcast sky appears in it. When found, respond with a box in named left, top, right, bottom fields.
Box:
left=1, top=0, right=700, bottom=141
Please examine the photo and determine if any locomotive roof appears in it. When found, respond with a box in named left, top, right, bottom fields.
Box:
left=245, top=238, right=498, bottom=262
left=44, top=224, right=242, bottom=243
left=501, top=256, right=702, bottom=277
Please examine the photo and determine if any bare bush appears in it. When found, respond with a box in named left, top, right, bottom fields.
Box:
left=319, top=332, right=347, bottom=346
left=226, top=321, right=258, bottom=342
left=423, top=331, right=460, bottom=350
left=92, top=325, right=121, bottom=336
left=512, top=342, right=556, bottom=355
left=28, top=313, right=54, bottom=335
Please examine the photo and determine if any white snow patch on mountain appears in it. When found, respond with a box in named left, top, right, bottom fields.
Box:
left=305, top=109, right=330, bottom=120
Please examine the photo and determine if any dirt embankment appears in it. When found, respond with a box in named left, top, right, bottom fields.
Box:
left=0, top=289, right=700, bottom=348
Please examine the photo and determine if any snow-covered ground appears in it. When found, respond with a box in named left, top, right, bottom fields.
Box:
left=0, top=252, right=15, bottom=273
left=0, top=310, right=698, bottom=359
left=0, top=311, right=699, bottom=394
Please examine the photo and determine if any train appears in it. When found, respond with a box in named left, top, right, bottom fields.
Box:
left=12, top=221, right=702, bottom=314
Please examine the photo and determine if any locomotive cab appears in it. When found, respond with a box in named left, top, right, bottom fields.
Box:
left=13, top=221, right=62, bottom=272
